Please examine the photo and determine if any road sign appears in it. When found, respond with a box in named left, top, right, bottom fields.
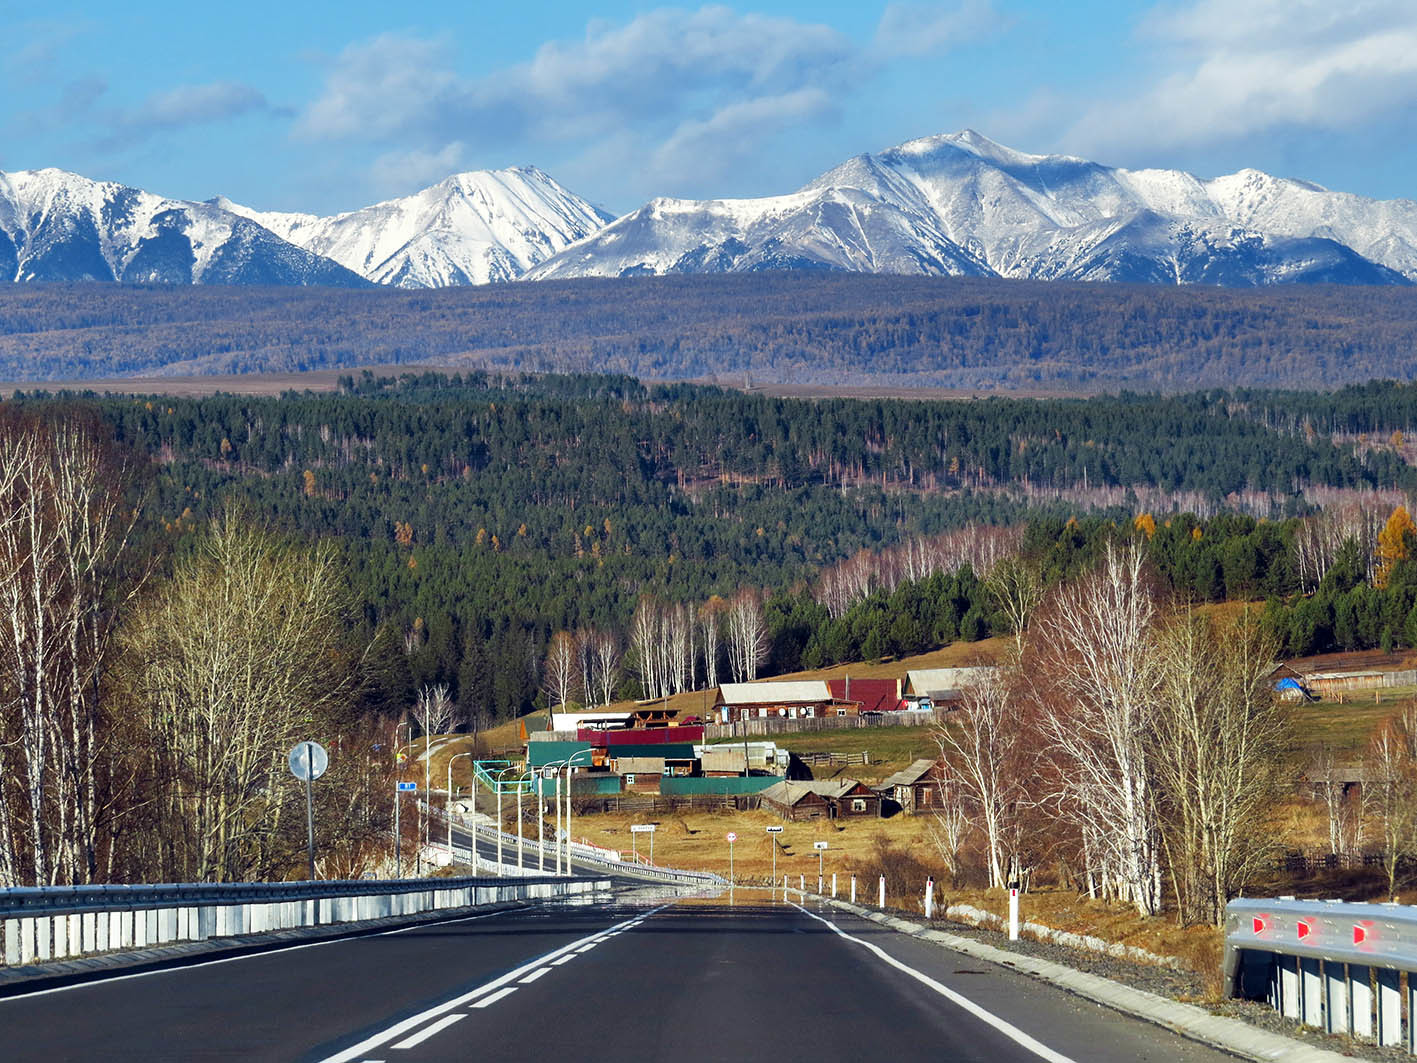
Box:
left=726, top=831, right=737, bottom=842
left=542, top=767, right=558, bottom=779
left=288, top=741, right=328, bottom=782
left=396, top=781, right=417, bottom=792
left=630, top=824, right=656, bottom=833
left=813, top=841, right=829, bottom=850
left=765, top=826, right=784, bottom=834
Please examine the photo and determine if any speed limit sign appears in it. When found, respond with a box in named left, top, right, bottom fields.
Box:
left=726, top=831, right=738, bottom=842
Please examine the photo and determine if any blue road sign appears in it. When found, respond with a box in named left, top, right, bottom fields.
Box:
left=396, top=782, right=417, bottom=792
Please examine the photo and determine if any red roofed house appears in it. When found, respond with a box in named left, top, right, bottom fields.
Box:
left=826, top=676, right=906, bottom=715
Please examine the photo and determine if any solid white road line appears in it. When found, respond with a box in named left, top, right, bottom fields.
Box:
left=519, top=968, right=553, bottom=984
left=0, top=907, right=518, bottom=1002
left=318, top=905, right=668, bottom=1063
left=392, top=1014, right=465, bottom=1050
left=793, top=905, right=1076, bottom=1063
left=471, top=987, right=518, bottom=1009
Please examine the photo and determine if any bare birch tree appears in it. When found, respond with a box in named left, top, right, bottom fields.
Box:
left=1030, top=542, right=1164, bottom=916
left=0, top=411, right=143, bottom=886
left=1151, top=609, right=1291, bottom=924
left=541, top=631, right=579, bottom=711
left=933, top=668, right=1028, bottom=888
left=726, top=589, right=769, bottom=683
left=119, top=511, right=363, bottom=882
left=699, top=597, right=725, bottom=690
left=591, top=631, right=620, bottom=707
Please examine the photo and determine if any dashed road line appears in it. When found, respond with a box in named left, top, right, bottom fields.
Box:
left=551, top=955, right=576, bottom=966
left=472, top=987, right=518, bottom=1009
left=519, top=968, right=552, bottom=984
left=319, top=905, right=668, bottom=1063
left=392, top=1014, right=465, bottom=1050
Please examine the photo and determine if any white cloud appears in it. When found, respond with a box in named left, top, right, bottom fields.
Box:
left=295, top=7, right=875, bottom=194
left=95, top=81, right=279, bottom=151
left=649, top=87, right=838, bottom=186
left=1064, top=0, right=1417, bottom=157
left=369, top=142, right=471, bottom=194
left=873, top=0, right=1005, bottom=59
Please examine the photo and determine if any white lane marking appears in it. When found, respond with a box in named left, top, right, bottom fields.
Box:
left=318, top=905, right=669, bottom=1063
left=576, top=943, right=598, bottom=952
left=519, top=968, right=552, bottom=984
left=472, top=987, right=518, bottom=1009
left=391, top=1014, right=465, bottom=1050
left=793, top=905, right=1076, bottom=1063
left=0, top=907, right=518, bottom=1002
left=551, top=955, right=576, bottom=966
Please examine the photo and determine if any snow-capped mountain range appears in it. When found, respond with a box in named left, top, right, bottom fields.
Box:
left=530, top=131, right=1417, bottom=286
left=2, top=132, right=1415, bottom=289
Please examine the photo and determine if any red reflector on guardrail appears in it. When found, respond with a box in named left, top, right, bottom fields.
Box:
left=1297, top=919, right=1313, bottom=941
left=1355, top=922, right=1371, bottom=945
left=1253, top=916, right=1268, bottom=934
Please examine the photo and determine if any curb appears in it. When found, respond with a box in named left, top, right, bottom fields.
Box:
left=0, top=899, right=537, bottom=997
left=823, top=898, right=1353, bottom=1063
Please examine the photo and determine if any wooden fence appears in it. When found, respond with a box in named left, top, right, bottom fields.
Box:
left=570, top=793, right=763, bottom=815
left=791, top=751, right=871, bottom=767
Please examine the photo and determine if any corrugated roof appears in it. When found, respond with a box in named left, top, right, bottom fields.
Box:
left=607, top=743, right=697, bottom=761
left=879, top=759, right=941, bottom=788
left=904, top=667, right=996, bottom=695
left=527, top=741, right=592, bottom=767
left=717, top=681, right=831, bottom=705
left=760, top=779, right=868, bottom=805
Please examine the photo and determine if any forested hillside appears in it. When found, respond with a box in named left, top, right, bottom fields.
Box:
left=2, top=274, right=1417, bottom=387
left=14, top=372, right=1417, bottom=720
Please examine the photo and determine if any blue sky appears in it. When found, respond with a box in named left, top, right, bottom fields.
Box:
left=2, top=1, right=1414, bottom=215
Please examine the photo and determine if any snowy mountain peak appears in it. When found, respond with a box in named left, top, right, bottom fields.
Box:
left=530, top=131, right=1417, bottom=288
left=219, top=166, right=613, bottom=288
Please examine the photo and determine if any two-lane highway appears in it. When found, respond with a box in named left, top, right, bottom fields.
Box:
left=0, top=894, right=1244, bottom=1062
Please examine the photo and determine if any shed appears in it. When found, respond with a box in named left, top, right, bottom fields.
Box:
left=877, top=759, right=946, bottom=814
left=759, top=779, right=881, bottom=821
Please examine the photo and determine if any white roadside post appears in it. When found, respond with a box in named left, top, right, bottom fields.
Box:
left=814, top=841, right=828, bottom=894
left=878, top=875, right=886, bottom=909
left=925, top=877, right=934, bottom=919
left=766, top=825, right=783, bottom=889
left=831, top=873, right=837, bottom=898
left=1009, top=882, right=1021, bottom=941
left=851, top=876, right=856, bottom=904
left=726, top=831, right=737, bottom=884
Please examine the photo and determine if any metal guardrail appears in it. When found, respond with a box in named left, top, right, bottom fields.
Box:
left=467, top=822, right=726, bottom=888
left=1225, top=896, right=1417, bottom=1049
left=1, top=874, right=608, bottom=970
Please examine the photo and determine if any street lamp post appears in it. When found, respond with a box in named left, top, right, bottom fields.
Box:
left=492, top=764, right=521, bottom=876
left=561, top=749, right=595, bottom=877
left=447, top=751, right=474, bottom=866
left=514, top=770, right=535, bottom=870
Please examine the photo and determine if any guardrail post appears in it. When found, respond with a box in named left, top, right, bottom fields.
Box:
left=36, top=917, right=52, bottom=961
left=1378, top=968, right=1402, bottom=1046
left=3, top=919, right=19, bottom=966
left=82, top=912, right=97, bottom=953
left=1409, top=973, right=1417, bottom=1054
left=1324, top=962, right=1349, bottom=1034
left=1350, top=965, right=1373, bottom=1038
left=1279, top=955, right=1299, bottom=1019
left=52, top=915, right=68, bottom=959
left=1300, top=957, right=1322, bottom=1026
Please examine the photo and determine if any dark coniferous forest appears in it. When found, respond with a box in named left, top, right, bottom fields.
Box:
left=15, top=371, right=1417, bottom=720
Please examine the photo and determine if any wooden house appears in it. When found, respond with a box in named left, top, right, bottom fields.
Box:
left=877, top=759, right=947, bottom=814
left=759, top=779, right=881, bottom=821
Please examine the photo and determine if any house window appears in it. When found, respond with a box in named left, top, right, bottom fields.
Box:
left=836, top=708, right=846, bottom=717
left=851, top=798, right=866, bottom=812
left=625, top=774, right=636, bottom=785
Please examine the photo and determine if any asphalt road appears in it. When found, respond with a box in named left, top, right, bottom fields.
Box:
left=0, top=893, right=1244, bottom=1062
